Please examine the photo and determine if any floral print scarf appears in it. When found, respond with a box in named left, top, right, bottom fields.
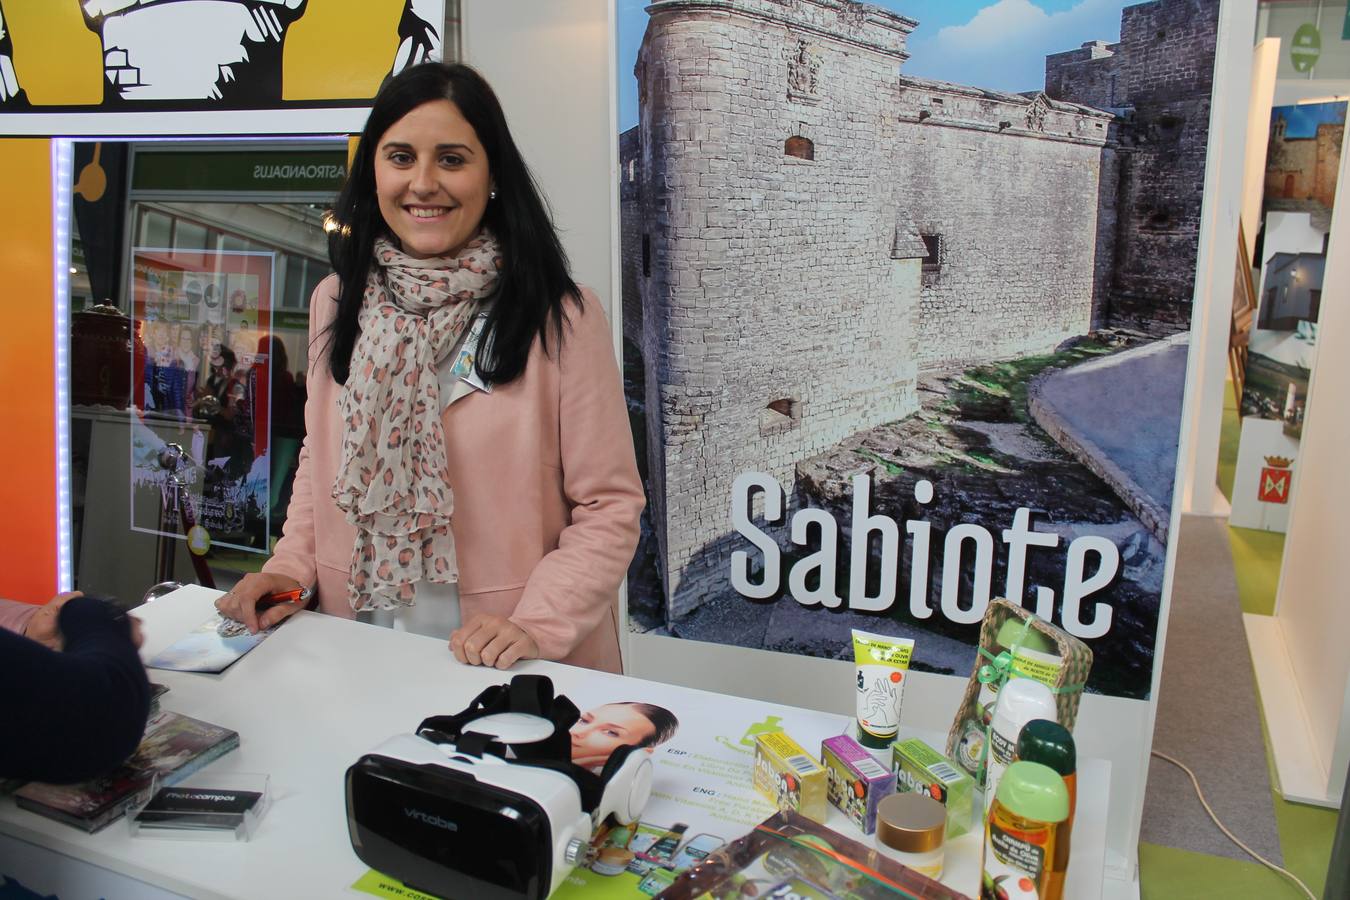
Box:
left=333, top=233, right=502, bottom=611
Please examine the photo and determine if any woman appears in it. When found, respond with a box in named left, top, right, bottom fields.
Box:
left=217, top=63, right=643, bottom=674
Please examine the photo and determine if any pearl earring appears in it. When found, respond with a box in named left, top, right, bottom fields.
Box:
left=489, top=188, right=498, bottom=200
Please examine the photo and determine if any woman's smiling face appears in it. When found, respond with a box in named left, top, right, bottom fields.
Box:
left=374, top=98, right=492, bottom=259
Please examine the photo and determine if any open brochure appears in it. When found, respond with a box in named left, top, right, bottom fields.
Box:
left=146, top=612, right=277, bottom=673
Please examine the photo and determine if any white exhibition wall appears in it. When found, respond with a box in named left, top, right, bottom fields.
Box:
left=1241, top=39, right=1280, bottom=260
left=1180, top=3, right=1260, bottom=519
left=463, top=0, right=1256, bottom=891
left=1278, top=201, right=1350, bottom=789
left=1237, top=9, right=1350, bottom=804
left=460, top=0, right=616, bottom=318
left=1246, top=87, right=1350, bottom=807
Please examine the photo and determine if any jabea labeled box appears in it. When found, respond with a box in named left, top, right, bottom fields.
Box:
left=753, top=732, right=827, bottom=823
left=821, top=734, right=896, bottom=834
left=891, top=737, right=974, bottom=839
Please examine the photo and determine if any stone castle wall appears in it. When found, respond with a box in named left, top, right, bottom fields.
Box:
left=629, top=0, right=1218, bottom=619
left=1046, top=40, right=1122, bottom=110
left=890, top=77, right=1115, bottom=368
left=619, top=126, right=644, bottom=348
left=635, top=0, right=1116, bottom=616
left=1046, top=0, right=1219, bottom=336
left=1317, top=125, right=1346, bottom=207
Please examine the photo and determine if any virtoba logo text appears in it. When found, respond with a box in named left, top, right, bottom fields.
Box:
left=404, top=808, right=458, bottom=832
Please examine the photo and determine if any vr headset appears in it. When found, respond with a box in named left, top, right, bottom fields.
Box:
left=345, top=675, right=653, bottom=900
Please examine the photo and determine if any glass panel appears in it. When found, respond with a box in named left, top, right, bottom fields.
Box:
left=283, top=255, right=306, bottom=310
left=1258, top=1, right=1350, bottom=81
left=173, top=219, right=209, bottom=251
left=303, top=257, right=326, bottom=306
left=68, top=139, right=340, bottom=602
left=219, top=233, right=250, bottom=254
left=140, top=210, right=172, bottom=249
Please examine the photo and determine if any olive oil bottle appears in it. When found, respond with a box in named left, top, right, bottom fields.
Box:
left=981, top=761, right=1069, bottom=900
left=1015, top=719, right=1077, bottom=900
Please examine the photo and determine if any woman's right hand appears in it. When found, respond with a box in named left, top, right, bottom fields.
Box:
left=214, top=573, right=306, bottom=634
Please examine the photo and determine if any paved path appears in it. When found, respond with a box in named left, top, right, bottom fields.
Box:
left=1029, top=334, right=1189, bottom=542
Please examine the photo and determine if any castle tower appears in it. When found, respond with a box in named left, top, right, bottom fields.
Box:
left=636, top=0, right=922, bottom=619
left=1045, top=0, right=1221, bottom=336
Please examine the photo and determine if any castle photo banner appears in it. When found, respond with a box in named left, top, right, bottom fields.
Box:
left=0, top=0, right=444, bottom=135
left=617, top=0, right=1221, bottom=700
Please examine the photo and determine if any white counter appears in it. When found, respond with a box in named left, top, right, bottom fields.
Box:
left=0, top=586, right=1110, bottom=899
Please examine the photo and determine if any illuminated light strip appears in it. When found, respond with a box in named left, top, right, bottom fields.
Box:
left=52, top=139, right=74, bottom=592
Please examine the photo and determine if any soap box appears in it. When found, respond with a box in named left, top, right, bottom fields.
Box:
left=753, top=732, right=827, bottom=823
left=821, top=734, right=896, bottom=834
left=891, top=737, right=974, bottom=839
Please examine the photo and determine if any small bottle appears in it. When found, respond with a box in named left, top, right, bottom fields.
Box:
left=875, top=792, right=946, bottom=879
left=984, top=678, right=1057, bottom=813
left=982, top=761, right=1069, bottom=900
left=1016, top=720, right=1076, bottom=900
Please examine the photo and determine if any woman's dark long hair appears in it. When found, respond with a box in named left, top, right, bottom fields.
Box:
left=324, top=63, right=580, bottom=385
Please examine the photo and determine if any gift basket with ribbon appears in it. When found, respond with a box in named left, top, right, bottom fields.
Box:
left=945, top=599, right=1093, bottom=789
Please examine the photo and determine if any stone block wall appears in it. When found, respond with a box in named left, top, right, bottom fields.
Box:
left=1316, top=125, right=1345, bottom=208
left=1266, top=122, right=1346, bottom=209
left=1116, top=0, right=1218, bottom=106
left=890, top=78, right=1114, bottom=368
left=1045, top=40, right=1121, bottom=110
left=619, top=126, right=644, bottom=347
left=1048, top=0, right=1219, bottom=336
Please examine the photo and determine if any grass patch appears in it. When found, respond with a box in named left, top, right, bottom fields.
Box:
left=947, top=339, right=1115, bottom=424
left=855, top=448, right=905, bottom=476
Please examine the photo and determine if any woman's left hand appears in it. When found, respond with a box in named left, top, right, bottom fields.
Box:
left=450, top=615, right=539, bottom=669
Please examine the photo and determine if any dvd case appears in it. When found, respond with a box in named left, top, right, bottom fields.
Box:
left=14, top=709, right=240, bottom=833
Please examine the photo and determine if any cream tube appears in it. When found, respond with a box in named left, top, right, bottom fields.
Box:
left=852, top=630, right=916, bottom=750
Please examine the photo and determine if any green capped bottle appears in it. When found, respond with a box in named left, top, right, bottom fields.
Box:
left=982, top=761, right=1069, bottom=900
left=1015, top=719, right=1076, bottom=899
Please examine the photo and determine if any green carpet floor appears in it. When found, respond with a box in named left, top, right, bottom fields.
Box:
left=1229, top=526, right=1286, bottom=617
left=1138, top=385, right=1338, bottom=898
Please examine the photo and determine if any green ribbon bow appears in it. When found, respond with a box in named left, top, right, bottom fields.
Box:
left=973, top=614, right=1085, bottom=788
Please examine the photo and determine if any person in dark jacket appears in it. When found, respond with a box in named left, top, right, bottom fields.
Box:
left=0, top=594, right=151, bottom=784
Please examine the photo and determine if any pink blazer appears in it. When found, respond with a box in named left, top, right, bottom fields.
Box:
left=0, top=598, right=36, bottom=635
left=262, top=276, right=644, bottom=673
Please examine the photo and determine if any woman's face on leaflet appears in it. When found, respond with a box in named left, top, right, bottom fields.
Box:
left=569, top=704, right=656, bottom=769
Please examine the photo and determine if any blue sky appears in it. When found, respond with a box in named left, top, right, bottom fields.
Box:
left=617, top=0, right=1128, bottom=131
left=1273, top=101, right=1348, bottom=139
